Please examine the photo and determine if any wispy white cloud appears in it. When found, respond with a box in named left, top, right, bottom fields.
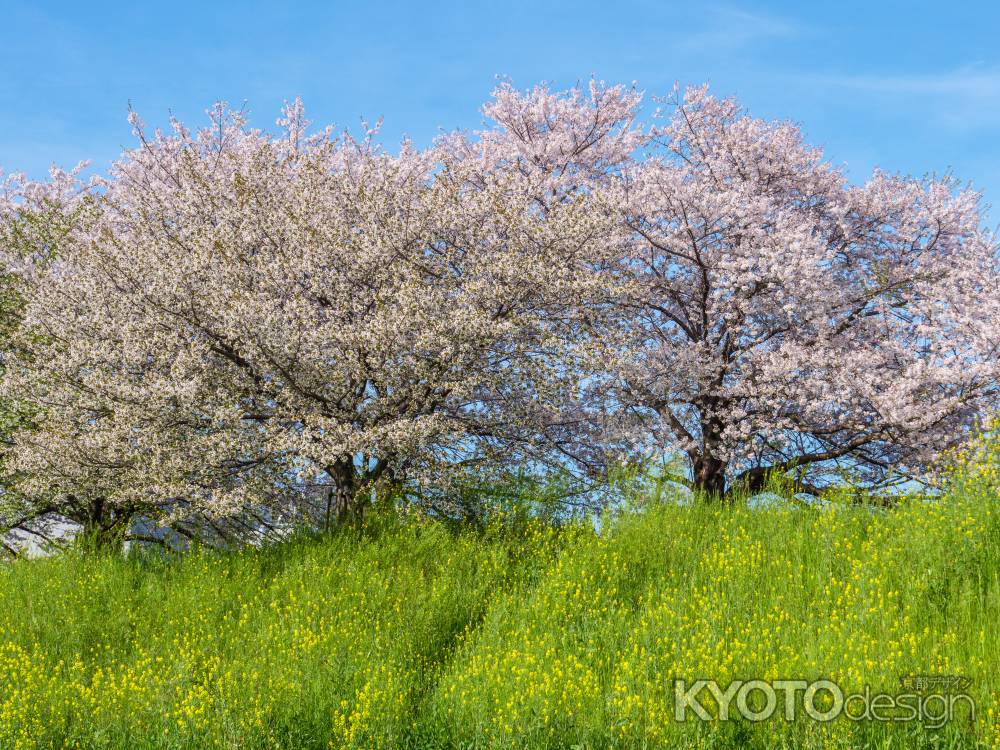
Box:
left=790, top=64, right=1000, bottom=133
left=677, top=6, right=803, bottom=52
left=814, top=65, right=1000, bottom=98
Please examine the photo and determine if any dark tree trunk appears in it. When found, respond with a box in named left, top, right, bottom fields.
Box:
left=326, top=458, right=364, bottom=526
left=691, top=411, right=729, bottom=500
left=692, top=454, right=728, bottom=499
left=79, top=498, right=133, bottom=550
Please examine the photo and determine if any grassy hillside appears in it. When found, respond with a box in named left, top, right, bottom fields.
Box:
left=0, top=470, right=998, bottom=749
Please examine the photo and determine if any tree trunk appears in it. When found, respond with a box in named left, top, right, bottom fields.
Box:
left=80, top=498, right=132, bottom=550
left=691, top=412, right=729, bottom=500
left=692, top=454, right=728, bottom=499
left=326, top=458, right=363, bottom=526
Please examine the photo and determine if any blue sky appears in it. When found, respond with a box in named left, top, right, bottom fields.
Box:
left=3, top=1, right=1000, bottom=217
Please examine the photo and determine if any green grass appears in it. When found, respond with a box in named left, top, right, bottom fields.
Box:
left=1, top=471, right=999, bottom=749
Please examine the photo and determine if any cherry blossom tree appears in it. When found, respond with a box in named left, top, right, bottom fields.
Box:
left=0, top=89, right=633, bottom=541
left=0, top=166, right=102, bottom=551
left=602, top=86, right=1000, bottom=497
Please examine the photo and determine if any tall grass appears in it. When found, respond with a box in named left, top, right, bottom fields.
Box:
left=0, top=462, right=998, bottom=748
